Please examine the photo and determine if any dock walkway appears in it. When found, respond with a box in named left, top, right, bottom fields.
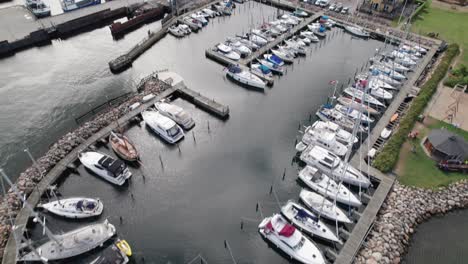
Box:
left=2, top=76, right=229, bottom=264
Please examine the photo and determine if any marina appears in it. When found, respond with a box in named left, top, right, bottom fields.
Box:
left=0, top=0, right=461, bottom=263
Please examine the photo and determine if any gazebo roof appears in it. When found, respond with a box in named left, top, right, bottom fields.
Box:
left=427, top=129, right=468, bottom=160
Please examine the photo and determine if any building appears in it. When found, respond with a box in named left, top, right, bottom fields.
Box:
left=423, top=129, right=468, bottom=161
left=359, top=0, right=406, bottom=19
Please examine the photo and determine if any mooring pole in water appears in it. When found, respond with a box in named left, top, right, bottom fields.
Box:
left=159, top=155, right=164, bottom=170
left=256, top=202, right=264, bottom=219
left=207, top=120, right=210, bottom=133
left=282, top=168, right=286, bottom=180
left=224, top=240, right=237, bottom=264
left=192, top=131, right=196, bottom=143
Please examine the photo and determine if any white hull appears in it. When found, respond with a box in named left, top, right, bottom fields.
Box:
left=299, top=190, right=352, bottom=223
left=39, top=197, right=103, bottom=219
left=226, top=69, right=266, bottom=89
left=79, top=152, right=131, bottom=186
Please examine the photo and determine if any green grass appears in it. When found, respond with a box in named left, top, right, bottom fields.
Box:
left=398, top=138, right=468, bottom=188
left=411, top=2, right=468, bottom=65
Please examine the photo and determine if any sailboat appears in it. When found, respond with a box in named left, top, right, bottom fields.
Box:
left=109, top=132, right=139, bottom=162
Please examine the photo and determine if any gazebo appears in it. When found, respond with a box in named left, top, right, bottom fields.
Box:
left=423, top=129, right=468, bottom=161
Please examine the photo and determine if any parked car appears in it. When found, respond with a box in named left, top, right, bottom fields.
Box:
left=334, top=3, right=343, bottom=12
left=328, top=3, right=336, bottom=11
left=341, top=6, right=349, bottom=14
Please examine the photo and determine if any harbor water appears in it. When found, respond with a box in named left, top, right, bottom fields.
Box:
left=0, top=1, right=438, bottom=263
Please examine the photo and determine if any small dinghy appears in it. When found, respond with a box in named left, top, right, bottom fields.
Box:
left=109, top=132, right=139, bottom=162
left=380, top=127, right=392, bottom=139
left=38, top=197, right=103, bottom=219
left=258, top=214, right=326, bottom=264
left=281, top=201, right=341, bottom=243
left=79, top=152, right=132, bottom=186
left=116, top=239, right=132, bottom=257
left=299, top=166, right=362, bottom=207
left=257, top=59, right=284, bottom=75
left=337, top=96, right=380, bottom=116
left=225, top=64, right=266, bottom=90
left=271, top=49, right=294, bottom=64
left=299, top=189, right=352, bottom=223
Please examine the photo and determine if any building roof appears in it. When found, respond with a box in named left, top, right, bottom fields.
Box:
left=427, top=129, right=468, bottom=160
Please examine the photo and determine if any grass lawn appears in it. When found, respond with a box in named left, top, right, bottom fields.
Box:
left=397, top=118, right=468, bottom=188
left=411, top=2, right=468, bottom=65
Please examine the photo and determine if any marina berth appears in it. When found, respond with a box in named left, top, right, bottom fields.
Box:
left=257, top=59, right=284, bottom=75
left=38, top=197, right=104, bottom=219
left=168, top=25, right=185, bottom=38
left=281, top=201, right=341, bottom=243
left=225, top=64, right=266, bottom=90
left=299, top=189, right=352, bottom=224
left=264, top=54, right=285, bottom=67
left=155, top=101, right=195, bottom=130
left=316, top=106, right=366, bottom=133
left=334, top=104, right=374, bottom=124
left=142, top=110, right=185, bottom=144
left=298, top=166, right=362, bottom=207
left=79, top=151, right=132, bottom=186
left=343, top=87, right=386, bottom=108
left=25, top=0, right=51, bottom=18
left=258, top=214, right=326, bottom=264
left=250, top=63, right=274, bottom=79
left=19, top=220, right=116, bottom=262
left=271, top=49, right=294, bottom=63
left=300, top=145, right=371, bottom=188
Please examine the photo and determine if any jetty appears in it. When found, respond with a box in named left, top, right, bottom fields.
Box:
left=0, top=0, right=171, bottom=57
left=1, top=72, right=228, bottom=264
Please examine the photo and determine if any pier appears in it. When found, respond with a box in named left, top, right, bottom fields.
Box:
left=1, top=72, right=229, bottom=264
left=0, top=0, right=171, bottom=57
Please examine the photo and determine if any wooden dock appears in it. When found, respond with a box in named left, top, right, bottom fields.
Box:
left=1, top=75, right=229, bottom=264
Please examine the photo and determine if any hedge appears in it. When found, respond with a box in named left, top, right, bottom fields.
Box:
left=372, top=43, right=460, bottom=172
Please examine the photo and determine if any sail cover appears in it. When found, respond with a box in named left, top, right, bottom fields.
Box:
left=294, top=205, right=319, bottom=222
left=259, top=64, right=271, bottom=74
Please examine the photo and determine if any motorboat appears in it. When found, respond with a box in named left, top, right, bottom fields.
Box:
left=258, top=214, right=325, bottom=264
left=344, top=25, right=370, bottom=38
left=109, top=132, right=139, bottom=162
left=316, top=107, right=366, bottom=133
left=285, top=39, right=305, bottom=48
left=168, top=25, right=185, bottom=38
left=79, top=152, right=132, bottom=186
left=296, top=128, right=348, bottom=157
left=343, top=87, right=386, bottom=108
left=225, top=41, right=252, bottom=57
left=116, top=239, right=132, bottom=257
left=26, top=0, right=51, bottom=17
left=291, top=36, right=308, bottom=47
left=19, top=220, right=116, bottom=262
left=178, top=24, right=191, bottom=35
left=293, top=8, right=309, bottom=17
left=297, top=34, right=313, bottom=45
left=299, top=190, right=352, bottom=223
left=216, top=43, right=241, bottom=61
left=277, top=46, right=297, bottom=58
left=89, top=244, right=128, bottom=264
left=334, top=104, right=374, bottom=124
left=38, top=197, right=103, bottom=219
left=250, top=63, right=273, bottom=79
left=337, top=96, right=380, bottom=116
left=182, top=17, right=201, bottom=31
left=257, top=59, right=284, bottom=75
left=298, top=166, right=362, bottom=207
left=142, top=110, right=185, bottom=144
left=233, top=37, right=259, bottom=51
left=281, top=201, right=340, bottom=243
left=155, top=101, right=195, bottom=130
left=239, top=33, right=268, bottom=46
left=280, top=43, right=306, bottom=56
left=300, top=145, right=371, bottom=188
left=264, top=54, right=285, bottom=67
left=251, top=29, right=275, bottom=42
left=309, top=120, right=358, bottom=145
left=225, top=64, right=266, bottom=90
left=61, top=0, right=101, bottom=12
left=190, top=13, right=208, bottom=26
left=202, top=8, right=217, bottom=18
left=271, top=49, right=294, bottom=64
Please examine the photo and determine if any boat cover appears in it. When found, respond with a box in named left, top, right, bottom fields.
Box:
left=266, top=221, right=296, bottom=237
left=98, top=156, right=126, bottom=177
left=259, top=64, right=271, bottom=74
left=323, top=103, right=333, bottom=109
left=77, top=200, right=96, bottom=210
left=228, top=65, right=242, bottom=73
left=293, top=205, right=318, bottom=222
left=322, top=15, right=329, bottom=20
left=269, top=54, right=283, bottom=64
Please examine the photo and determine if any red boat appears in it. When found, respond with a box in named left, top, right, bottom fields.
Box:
left=110, top=4, right=167, bottom=36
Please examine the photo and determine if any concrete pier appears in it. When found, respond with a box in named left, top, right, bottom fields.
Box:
left=176, top=86, right=230, bottom=119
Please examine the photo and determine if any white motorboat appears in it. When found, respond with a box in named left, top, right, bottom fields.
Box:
left=264, top=54, right=285, bottom=67
left=280, top=44, right=306, bottom=56
left=299, top=189, right=352, bottom=223
left=297, top=35, right=313, bottom=45
left=291, top=36, right=308, bottom=47
left=142, top=110, right=185, bottom=144
left=380, top=127, right=392, bottom=139
left=257, top=59, right=284, bottom=75
left=344, top=25, right=370, bottom=38
left=309, top=120, right=358, bottom=145
left=38, top=197, right=103, bottom=219
left=278, top=46, right=297, bottom=58
left=182, top=16, right=202, bottom=31
left=19, top=220, right=116, bottom=262
left=79, top=152, right=132, bottom=186
left=293, top=8, right=309, bottom=17
left=217, top=43, right=241, bottom=61
left=285, top=39, right=305, bottom=48
left=367, top=77, right=396, bottom=91
left=226, top=41, right=252, bottom=57
left=202, top=8, right=217, bottom=18
left=168, top=25, right=185, bottom=38
left=241, top=33, right=268, bottom=46
left=251, top=63, right=273, bottom=78
left=281, top=201, right=341, bottom=243
left=251, top=29, right=274, bottom=42
left=258, top=214, right=325, bottom=264
left=297, top=129, right=348, bottom=157
left=337, top=96, right=380, bottom=116
left=334, top=104, right=374, bottom=124
left=369, top=86, right=393, bottom=100
left=155, top=101, right=195, bottom=130
left=298, top=166, right=362, bottom=207
left=190, top=13, right=208, bottom=26
left=178, top=24, right=191, bottom=35
left=271, top=49, right=294, bottom=63
left=343, top=87, right=386, bottom=108
left=26, top=0, right=51, bottom=17
left=225, top=64, right=266, bottom=90
left=233, top=37, right=259, bottom=51
left=300, top=145, right=371, bottom=188
left=316, top=107, right=366, bottom=133
left=300, top=30, right=316, bottom=40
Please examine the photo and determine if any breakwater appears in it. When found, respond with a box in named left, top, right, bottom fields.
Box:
left=354, top=180, right=468, bottom=264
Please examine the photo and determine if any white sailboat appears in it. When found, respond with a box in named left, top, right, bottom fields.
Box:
left=38, top=197, right=103, bottom=219
left=309, top=120, right=359, bottom=145
left=225, top=64, right=266, bottom=89
left=334, top=104, right=374, bottom=124
left=343, top=87, right=385, bottom=108
left=296, top=128, right=348, bottom=157
left=217, top=43, right=241, bottom=61
left=299, top=189, right=352, bottom=223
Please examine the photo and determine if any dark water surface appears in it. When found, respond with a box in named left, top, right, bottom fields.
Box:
left=0, top=2, right=397, bottom=263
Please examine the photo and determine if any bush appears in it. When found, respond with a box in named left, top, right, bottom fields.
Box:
left=444, top=64, right=468, bottom=88
left=373, top=43, right=460, bottom=172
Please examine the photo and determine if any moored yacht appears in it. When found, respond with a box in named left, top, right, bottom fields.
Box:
left=299, top=189, right=352, bottom=223
left=155, top=101, right=195, bottom=130
left=343, top=87, right=386, bottom=108
left=334, top=104, right=374, bottom=124
left=316, top=106, right=366, bottom=133
left=79, top=152, right=132, bottom=186
left=258, top=214, right=325, bottom=264
left=299, top=166, right=362, bottom=207
left=300, top=145, right=371, bottom=188
left=142, top=110, right=184, bottom=144
left=38, top=197, right=103, bottom=219
left=264, top=54, right=285, bottom=67
left=216, top=43, right=241, bottom=61
left=225, top=64, right=266, bottom=90
left=26, top=0, right=51, bottom=17
left=344, top=25, right=370, bottom=38
left=257, top=59, right=284, bottom=75
left=271, top=49, right=294, bottom=64
left=337, top=96, right=380, bottom=116
left=309, top=120, right=358, bottom=145
left=296, top=128, right=348, bottom=157
left=281, top=201, right=341, bottom=243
